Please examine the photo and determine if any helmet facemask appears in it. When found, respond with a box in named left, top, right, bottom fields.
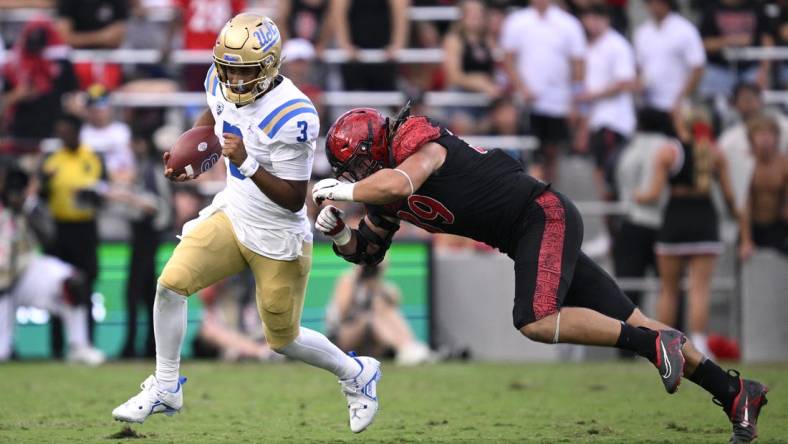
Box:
left=214, top=54, right=279, bottom=106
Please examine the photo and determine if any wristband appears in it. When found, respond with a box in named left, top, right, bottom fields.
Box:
left=332, top=226, right=352, bottom=246
left=238, top=156, right=260, bottom=177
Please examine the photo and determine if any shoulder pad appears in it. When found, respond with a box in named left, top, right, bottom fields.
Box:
left=257, top=97, right=319, bottom=143
left=390, top=116, right=441, bottom=165
left=203, top=65, right=220, bottom=97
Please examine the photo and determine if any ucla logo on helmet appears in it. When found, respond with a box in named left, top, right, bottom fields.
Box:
left=253, top=20, right=280, bottom=52
left=201, top=153, right=220, bottom=173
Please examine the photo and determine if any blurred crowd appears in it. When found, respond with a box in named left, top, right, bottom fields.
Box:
left=0, top=0, right=786, bottom=363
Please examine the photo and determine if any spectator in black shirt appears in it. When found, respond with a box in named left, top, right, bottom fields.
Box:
left=56, top=0, right=129, bottom=89
left=116, top=133, right=173, bottom=358
left=698, top=0, right=774, bottom=98
left=56, top=0, right=128, bottom=49
left=277, top=0, right=332, bottom=53
left=442, top=0, right=499, bottom=98
left=0, top=18, right=77, bottom=153
left=331, top=0, right=410, bottom=91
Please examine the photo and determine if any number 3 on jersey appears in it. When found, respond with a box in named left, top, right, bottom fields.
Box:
left=296, top=121, right=308, bottom=142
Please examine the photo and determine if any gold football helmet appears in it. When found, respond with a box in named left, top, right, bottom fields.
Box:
left=213, top=13, right=282, bottom=105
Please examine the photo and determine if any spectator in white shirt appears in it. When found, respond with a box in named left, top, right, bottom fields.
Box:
left=576, top=5, right=637, bottom=204
left=575, top=4, right=637, bottom=258
left=79, top=84, right=135, bottom=183
left=500, top=0, right=586, bottom=182
left=634, top=0, right=705, bottom=140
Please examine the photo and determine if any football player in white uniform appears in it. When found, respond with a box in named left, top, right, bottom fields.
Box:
left=112, top=14, right=381, bottom=433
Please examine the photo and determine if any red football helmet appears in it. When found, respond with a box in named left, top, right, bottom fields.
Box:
left=325, top=108, right=390, bottom=182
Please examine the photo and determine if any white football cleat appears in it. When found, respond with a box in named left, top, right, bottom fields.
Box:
left=339, top=354, right=382, bottom=433
left=112, top=375, right=186, bottom=423
left=66, top=345, right=105, bottom=366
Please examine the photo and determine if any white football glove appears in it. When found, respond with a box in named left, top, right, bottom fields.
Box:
left=312, top=178, right=355, bottom=205
left=315, top=205, right=352, bottom=246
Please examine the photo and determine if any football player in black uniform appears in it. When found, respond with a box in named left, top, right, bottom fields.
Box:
left=311, top=106, right=768, bottom=443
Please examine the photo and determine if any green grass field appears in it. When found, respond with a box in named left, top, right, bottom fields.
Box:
left=0, top=361, right=785, bottom=443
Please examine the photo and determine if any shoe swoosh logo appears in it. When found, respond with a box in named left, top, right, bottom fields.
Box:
left=741, top=397, right=749, bottom=427
left=661, top=341, right=672, bottom=379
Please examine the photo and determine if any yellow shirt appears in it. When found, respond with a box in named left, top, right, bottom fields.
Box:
left=42, top=145, right=104, bottom=222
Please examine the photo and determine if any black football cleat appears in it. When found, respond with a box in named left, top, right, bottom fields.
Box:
left=653, top=329, right=686, bottom=394
left=718, top=371, right=769, bottom=444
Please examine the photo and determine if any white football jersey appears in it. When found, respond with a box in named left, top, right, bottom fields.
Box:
left=188, top=67, right=319, bottom=260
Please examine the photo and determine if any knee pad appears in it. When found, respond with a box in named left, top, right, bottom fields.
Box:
left=258, top=285, right=299, bottom=350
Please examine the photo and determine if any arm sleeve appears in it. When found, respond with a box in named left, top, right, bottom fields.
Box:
left=567, top=18, right=586, bottom=59
left=269, top=142, right=314, bottom=181
left=499, top=14, right=518, bottom=53
left=683, top=22, right=707, bottom=67
left=632, top=29, right=645, bottom=67
left=614, top=41, right=636, bottom=81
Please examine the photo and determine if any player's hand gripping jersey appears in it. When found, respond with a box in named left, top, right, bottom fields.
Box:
left=368, top=117, right=548, bottom=255
left=197, top=68, right=319, bottom=260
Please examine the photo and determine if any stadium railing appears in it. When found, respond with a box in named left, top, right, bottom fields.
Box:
left=723, top=46, right=788, bottom=62
left=0, top=5, right=461, bottom=23
left=108, top=90, right=491, bottom=107
left=65, top=46, right=788, bottom=65
left=68, top=48, right=446, bottom=64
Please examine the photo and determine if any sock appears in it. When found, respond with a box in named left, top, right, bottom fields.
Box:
left=63, top=305, right=89, bottom=349
left=688, top=358, right=741, bottom=411
left=277, top=327, right=361, bottom=380
left=615, top=322, right=658, bottom=362
left=154, top=285, right=187, bottom=391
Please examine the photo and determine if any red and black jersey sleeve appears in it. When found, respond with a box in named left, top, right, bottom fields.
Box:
left=370, top=118, right=548, bottom=255
left=390, top=116, right=442, bottom=166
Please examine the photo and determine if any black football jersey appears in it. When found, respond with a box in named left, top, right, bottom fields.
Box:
left=368, top=126, right=548, bottom=255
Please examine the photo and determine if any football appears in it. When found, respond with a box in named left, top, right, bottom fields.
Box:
left=166, top=126, right=222, bottom=178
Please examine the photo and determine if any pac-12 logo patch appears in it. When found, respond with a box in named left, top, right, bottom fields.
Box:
left=216, top=102, right=224, bottom=115
left=201, top=153, right=220, bottom=173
